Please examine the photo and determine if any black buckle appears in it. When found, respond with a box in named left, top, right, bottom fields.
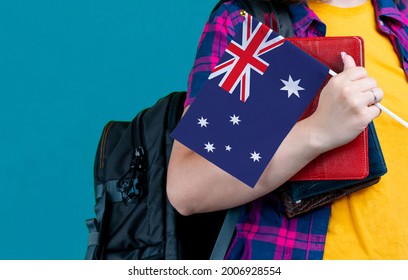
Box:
left=116, top=146, right=146, bottom=204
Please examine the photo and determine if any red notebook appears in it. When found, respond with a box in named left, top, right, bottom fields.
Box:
left=287, top=36, right=369, bottom=181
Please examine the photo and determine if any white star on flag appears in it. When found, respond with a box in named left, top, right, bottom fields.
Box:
left=230, top=114, right=241, bottom=125
left=250, top=151, right=261, bottom=162
left=197, top=117, right=209, bottom=127
left=225, top=145, right=232, bottom=151
left=280, top=75, right=305, bottom=98
left=204, top=142, right=215, bottom=153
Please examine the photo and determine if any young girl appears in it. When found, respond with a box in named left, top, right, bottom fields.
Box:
left=167, top=0, right=408, bottom=259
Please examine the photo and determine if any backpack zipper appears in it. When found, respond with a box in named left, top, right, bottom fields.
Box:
left=99, top=121, right=114, bottom=170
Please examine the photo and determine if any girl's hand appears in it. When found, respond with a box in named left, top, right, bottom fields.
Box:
left=307, top=52, right=383, bottom=152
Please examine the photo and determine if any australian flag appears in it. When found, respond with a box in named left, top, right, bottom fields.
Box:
left=171, top=12, right=330, bottom=188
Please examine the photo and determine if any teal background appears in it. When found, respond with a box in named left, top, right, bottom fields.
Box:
left=0, top=0, right=216, bottom=259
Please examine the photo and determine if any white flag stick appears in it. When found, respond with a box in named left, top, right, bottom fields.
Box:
left=329, top=71, right=408, bottom=128
left=375, top=103, right=408, bottom=128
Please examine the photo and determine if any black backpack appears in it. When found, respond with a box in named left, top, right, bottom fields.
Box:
left=85, top=91, right=227, bottom=259
left=85, top=0, right=293, bottom=260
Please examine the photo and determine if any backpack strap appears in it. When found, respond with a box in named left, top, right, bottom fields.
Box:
left=262, top=1, right=293, bottom=38
left=211, top=0, right=293, bottom=37
left=210, top=206, right=241, bottom=260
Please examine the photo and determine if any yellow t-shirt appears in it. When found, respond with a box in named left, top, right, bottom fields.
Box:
left=308, top=0, right=408, bottom=259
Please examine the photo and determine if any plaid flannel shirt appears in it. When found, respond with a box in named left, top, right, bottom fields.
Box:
left=185, top=0, right=408, bottom=260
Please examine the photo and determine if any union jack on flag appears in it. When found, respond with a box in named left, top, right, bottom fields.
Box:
left=209, top=12, right=285, bottom=102
left=171, top=12, right=330, bottom=188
